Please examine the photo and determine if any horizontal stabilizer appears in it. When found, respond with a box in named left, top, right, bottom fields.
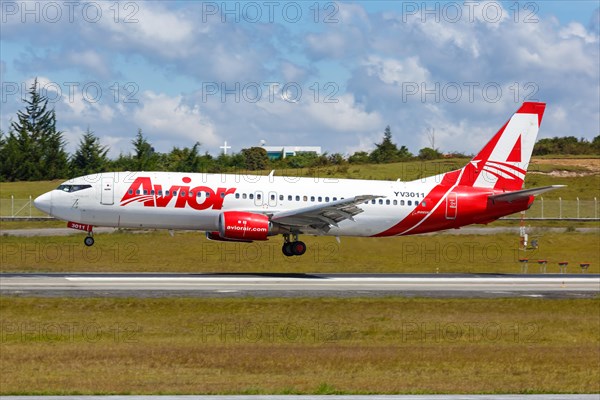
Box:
left=489, top=185, right=566, bottom=203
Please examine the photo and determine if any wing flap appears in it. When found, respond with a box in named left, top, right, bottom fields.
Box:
left=489, top=185, right=565, bottom=203
left=271, top=195, right=383, bottom=232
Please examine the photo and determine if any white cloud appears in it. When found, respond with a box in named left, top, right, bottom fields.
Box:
left=363, top=56, right=430, bottom=86
left=132, top=91, right=218, bottom=147
left=560, top=22, right=599, bottom=44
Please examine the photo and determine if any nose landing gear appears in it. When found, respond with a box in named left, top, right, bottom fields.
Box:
left=282, top=233, right=306, bottom=256
left=84, top=232, right=95, bottom=247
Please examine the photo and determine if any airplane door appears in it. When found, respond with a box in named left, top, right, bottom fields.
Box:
left=101, top=177, right=114, bottom=205
left=445, top=192, right=457, bottom=219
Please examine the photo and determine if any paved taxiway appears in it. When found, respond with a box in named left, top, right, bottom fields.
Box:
left=1, top=273, right=598, bottom=298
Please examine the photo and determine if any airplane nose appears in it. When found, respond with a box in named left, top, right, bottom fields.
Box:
left=34, top=192, right=52, bottom=215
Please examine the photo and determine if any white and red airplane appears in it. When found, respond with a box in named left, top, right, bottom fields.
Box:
left=34, top=102, right=563, bottom=256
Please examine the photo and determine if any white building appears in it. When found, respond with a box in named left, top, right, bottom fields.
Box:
left=261, top=145, right=322, bottom=160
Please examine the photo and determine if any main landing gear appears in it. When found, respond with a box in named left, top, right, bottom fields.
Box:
left=282, top=233, right=306, bottom=257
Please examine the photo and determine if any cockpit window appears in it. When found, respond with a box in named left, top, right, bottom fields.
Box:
left=57, top=184, right=92, bottom=193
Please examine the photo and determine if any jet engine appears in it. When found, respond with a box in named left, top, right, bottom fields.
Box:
left=206, top=211, right=285, bottom=242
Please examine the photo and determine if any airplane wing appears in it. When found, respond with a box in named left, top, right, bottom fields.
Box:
left=271, top=195, right=383, bottom=233
left=489, top=185, right=565, bottom=203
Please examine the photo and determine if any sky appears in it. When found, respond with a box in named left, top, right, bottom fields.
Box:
left=1, top=1, right=599, bottom=158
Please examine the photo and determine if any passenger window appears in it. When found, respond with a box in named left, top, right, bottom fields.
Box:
left=205, top=192, right=210, bottom=198
left=400, top=200, right=405, bottom=206
left=310, top=196, right=315, bottom=202
left=235, top=193, right=240, bottom=199
left=242, top=193, right=247, bottom=199
left=371, top=199, right=376, bottom=204
left=318, top=196, right=322, bottom=202
left=393, top=200, right=397, bottom=205
left=165, top=190, right=170, bottom=196
left=288, top=195, right=292, bottom=201
left=386, top=199, right=390, bottom=205
left=128, top=189, right=133, bottom=195
left=422, top=200, right=427, bottom=207
left=220, top=192, right=225, bottom=198
left=378, top=199, right=383, bottom=205
left=136, top=190, right=140, bottom=195
left=303, top=196, right=308, bottom=202
left=180, top=191, right=186, bottom=197
left=325, top=197, right=329, bottom=202
left=151, top=190, right=155, bottom=195
left=197, top=192, right=201, bottom=197
left=408, top=200, right=412, bottom=206
left=333, top=197, right=337, bottom=201
left=295, top=195, right=300, bottom=201
left=158, top=190, right=163, bottom=196
left=279, top=195, right=284, bottom=201
left=250, top=194, right=254, bottom=199
left=271, top=194, right=275, bottom=201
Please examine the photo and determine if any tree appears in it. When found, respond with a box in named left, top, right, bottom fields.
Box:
left=418, top=147, right=443, bottom=160
left=8, top=78, right=69, bottom=180
left=131, top=129, right=157, bottom=171
left=348, top=151, right=370, bottom=164
left=241, top=147, right=269, bottom=170
left=369, top=126, right=411, bottom=163
left=397, top=145, right=413, bottom=160
left=592, top=135, right=600, bottom=153
left=70, top=127, right=109, bottom=175
left=166, top=142, right=202, bottom=172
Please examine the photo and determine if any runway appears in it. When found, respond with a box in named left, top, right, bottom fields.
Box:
left=1, top=273, right=598, bottom=298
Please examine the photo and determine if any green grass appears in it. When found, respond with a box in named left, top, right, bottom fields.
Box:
left=0, top=180, right=62, bottom=199
left=1, top=297, right=598, bottom=394
left=1, top=229, right=598, bottom=274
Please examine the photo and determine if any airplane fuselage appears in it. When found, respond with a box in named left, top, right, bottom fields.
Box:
left=36, top=170, right=531, bottom=238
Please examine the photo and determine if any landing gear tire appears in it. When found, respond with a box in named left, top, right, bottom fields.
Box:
left=282, top=242, right=294, bottom=257
left=291, top=241, right=306, bottom=256
left=282, top=233, right=307, bottom=256
left=84, top=236, right=95, bottom=247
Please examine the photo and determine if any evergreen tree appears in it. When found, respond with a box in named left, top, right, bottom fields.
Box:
left=71, top=127, right=109, bottom=175
left=397, top=145, right=413, bottom=160
left=131, top=129, right=157, bottom=171
left=370, top=126, right=400, bottom=163
left=167, top=142, right=202, bottom=172
left=9, top=78, right=69, bottom=180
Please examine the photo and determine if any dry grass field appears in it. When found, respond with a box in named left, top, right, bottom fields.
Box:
left=1, top=230, right=598, bottom=274
left=1, top=297, right=598, bottom=394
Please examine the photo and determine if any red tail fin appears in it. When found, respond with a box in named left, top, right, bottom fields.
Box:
left=458, top=102, right=546, bottom=191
